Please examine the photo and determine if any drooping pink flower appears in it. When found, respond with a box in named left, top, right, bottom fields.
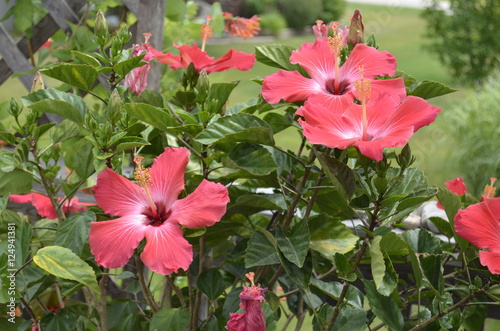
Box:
left=150, top=43, right=255, bottom=74
left=297, top=91, right=440, bottom=161
left=123, top=33, right=156, bottom=96
left=445, top=177, right=468, bottom=196
left=226, top=272, right=267, bottom=331
left=261, top=32, right=405, bottom=109
left=9, top=193, right=95, bottom=219
left=89, top=147, right=229, bottom=275
left=454, top=197, right=500, bottom=274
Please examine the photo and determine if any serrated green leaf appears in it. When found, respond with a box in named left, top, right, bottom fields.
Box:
left=0, top=132, right=16, bottom=145
left=0, top=150, right=14, bottom=172
left=124, top=103, right=195, bottom=134
left=276, top=221, right=309, bottom=267
left=309, top=214, right=358, bottom=259
left=331, top=306, right=366, bottom=331
left=245, top=231, right=280, bottom=268
left=255, top=44, right=300, bottom=72
left=115, top=136, right=150, bottom=154
left=263, top=112, right=293, bottom=133
left=196, top=268, right=227, bottom=300
left=310, top=278, right=364, bottom=309
left=28, top=100, right=85, bottom=124
left=227, top=143, right=278, bottom=175
left=379, top=232, right=409, bottom=256
left=408, top=80, right=457, bottom=99
left=315, top=150, right=356, bottom=200
left=21, top=88, right=87, bottom=114
left=64, top=138, right=94, bottom=178
left=279, top=251, right=312, bottom=289
left=41, top=63, right=98, bottom=91
left=149, top=308, right=190, bottom=331
left=54, top=212, right=94, bottom=256
left=71, top=51, right=101, bottom=67
left=364, top=280, right=404, bottom=331
left=0, top=168, right=32, bottom=194
left=113, top=53, right=146, bottom=77
left=226, top=193, right=286, bottom=217
left=33, top=246, right=100, bottom=295
left=195, top=113, right=275, bottom=146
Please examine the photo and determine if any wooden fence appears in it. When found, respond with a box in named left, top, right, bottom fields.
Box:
left=0, top=0, right=165, bottom=99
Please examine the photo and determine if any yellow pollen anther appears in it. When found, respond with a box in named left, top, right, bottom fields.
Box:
left=483, top=177, right=497, bottom=198
left=354, top=66, right=371, bottom=101
left=134, top=156, right=152, bottom=189
left=328, top=33, right=343, bottom=57
left=143, top=33, right=152, bottom=43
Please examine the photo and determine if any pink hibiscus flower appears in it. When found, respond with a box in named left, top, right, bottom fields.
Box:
left=297, top=92, right=440, bottom=161
left=454, top=197, right=500, bottom=274
left=226, top=272, right=267, bottom=331
left=9, top=193, right=95, bottom=220
left=123, top=33, right=155, bottom=96
left=89, top=147, right=229, bottom=275
left=150, top=43, right=255, bottom=74
left=261, top=33, right=405, bottom=109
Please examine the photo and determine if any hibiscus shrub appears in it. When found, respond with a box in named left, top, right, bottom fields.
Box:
left=1, top=3, right=499, bottom=331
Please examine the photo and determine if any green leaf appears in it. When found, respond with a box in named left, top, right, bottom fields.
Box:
left=64, top=138, right=95, bottom=178
left=245, top=230, right=280, bottom=268
left=227, top=143, right=278, bottom=175
left=71, top=51, right=101, bottom=67
left=263, top=112, right=293, bottom=133
left=21, top=88, right=87, bottom=115
left=437, top=188, right=468, bottom=250
left=13, top=138, right=30, bottom=168
left=309, top=214, right=358, bottom=259
left=331, top=306, right=366, bottom=331
left=196, top=268, right=227, bottom=300
left=124, top=103, right=183, bottom=133
left=408, top=80, right=457, bottom=99
left=207, top=82, right=238, bottom=114
left=115, top=136, right=150, bottom=154
left=41, top=63, right=98, bottom=91
left=255, top=44, right=302, bottom=72
left=28, top=100, right=85, bottom=124
left=315, top=151, right=356, bottom=200
left=113, top=54, right=146, bottom=77
left=195, top=113, right=275, bottom=146
left=379, top=232, right=409, bottom=256
left=276, top=221, right=309, bottom=268
left=149, top=308, right=190, bottom=331
left=51, top=120, right=82, bottom=143
left=370, top=236, right=387, bottom=295
left=33, top=246, right=100, bottom=295
left=279, top=251, right=312, bottom=289
left=0, top=150, right=14, bottom=172
left=427, top=216, right=454, bottom=238
left=364, top=280, right=404, bottom=331
left=226, top=193, right=286, bottom=217
left=0, top=132, right=16, bottom=145
left=310, top=278, right=364, bottom=309
left=54, top=212, right=95, bottom=256
left=0, top=168, right=32, bottom=194
left=0, top=212, right=32, bottom=269
left=404, top=228, right=442, bottom=255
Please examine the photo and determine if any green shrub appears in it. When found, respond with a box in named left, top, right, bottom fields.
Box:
left=318, top=0, right=346, bottom=23
left=259, top=11, right=287, bottom=37
left=443, top=75, right=500, bottom=195
left=276, top=0, right=323, bottom=30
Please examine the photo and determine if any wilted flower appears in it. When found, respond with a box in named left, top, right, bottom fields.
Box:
left=223, top=12, right=261, bottom=39
left=123, top=33, right=155, bottom=96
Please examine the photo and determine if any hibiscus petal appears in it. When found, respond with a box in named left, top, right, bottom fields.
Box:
left=9, top=193, right=34, bottom=204
left=141, top=222, right=193, bottom=275
left=340, top=44, right=398, bottom=81
left=89, top=216, right=147, bottom=269
left=262, top=70, right=322, bottom=104
left=205, top=49, right=255, bottom=73
left=31, top=193, right=58, bottom=219
left=149, top=48, right=183, bottom=69
left=364, top=78, right=406, bottom=103
left=176, top=44, right=214, bottom=71
left=454, top=197, right=500, bottom=252
left=479, top=251, right=500, bottom=274
left=290, top=40, right=336, bottom=83
left=168, top=179, right=229, bottom=228
left=149, top=147, right=190, bottom=210
left=93, top=168, right=149, bottom=217
left=444, top=178, right=468, bottom=195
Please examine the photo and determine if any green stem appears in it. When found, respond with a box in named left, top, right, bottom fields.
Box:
left=135, top=256, right=160, bottom=313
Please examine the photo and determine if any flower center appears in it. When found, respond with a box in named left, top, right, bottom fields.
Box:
left=134, top=156, right=160, bottom=221
left=142, top=202, right=171, bottom=226
left=325, top=78, right=350, bottom=95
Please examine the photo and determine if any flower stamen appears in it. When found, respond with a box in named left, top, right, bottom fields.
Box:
left=483, top=177, right=497, bottom=198
left=355, top=66, right=371, bottom=141
left=201, top=15, right=213, bottom=52
left=134, top=156, right=158, bottom=219
left=328, top=22, right=344, bottom=94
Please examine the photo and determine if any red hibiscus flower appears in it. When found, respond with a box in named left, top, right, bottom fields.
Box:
left=89, top=147, right=229, bottom=275
left=226, top=272, right=267, bottom=331
left=261, top=35, right=405, bottom=109
left=150, top=43, right=255, bottom=74
left=297, top=91, right=440, bottom=161
left=445, top=177, right=468, bottom=195
left=9, top=193, right=95, bottom=220
left=454, top=197, right=500, bottom=274
left=123, top=33, right=156, bottom=96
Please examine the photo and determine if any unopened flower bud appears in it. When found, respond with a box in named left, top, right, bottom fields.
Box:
left=31, top=71, right=45, bottom=93
left=347, top=10, right=364, bottom=50
left=94, top=10, right=110, bottom=46
left=8, top=98, right=22, bottom=117
left=396, top=143, right=415, bottom=170
left=195, top=70, right=210, bottom=103
left=107, top=89, right=122, bottom=124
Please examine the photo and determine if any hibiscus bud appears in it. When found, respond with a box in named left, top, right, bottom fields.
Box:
left=8, top=97, right=21, bottom=117
left=94, top=10, right=110, bottom=46
left=31, top=71, right=45, bottom=93
left=347, top=10, right=364, bottom=49
left=107, top=89, right=122, bottom=124
left=195, top=70, right=210, bottom=103
left=396, top=143, right=415, bottom=170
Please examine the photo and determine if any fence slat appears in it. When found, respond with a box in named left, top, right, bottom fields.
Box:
left=41, top=0, right=80, bottom=31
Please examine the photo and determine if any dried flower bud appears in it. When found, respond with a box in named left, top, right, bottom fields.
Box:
left=31, top=71, right=45, bottom=93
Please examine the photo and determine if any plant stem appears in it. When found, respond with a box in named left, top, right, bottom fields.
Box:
left=135, top=256, right=160, bottom=313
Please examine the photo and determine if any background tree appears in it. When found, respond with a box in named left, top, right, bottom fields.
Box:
left=422, top=0, right=500, bottom=84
